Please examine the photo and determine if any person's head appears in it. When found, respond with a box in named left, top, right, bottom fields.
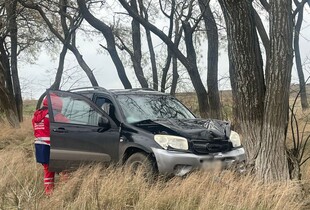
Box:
left=42, top=94, right=63, bottom=112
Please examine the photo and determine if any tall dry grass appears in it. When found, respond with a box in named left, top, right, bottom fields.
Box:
left=0, top=119, right=308, bottom=210
left=0, top=149, right=305, bottom=210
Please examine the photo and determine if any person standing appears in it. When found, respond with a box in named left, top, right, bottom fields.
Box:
left=32, top=97, right=54, bottom=195
left=32, top=94, right=69, bottom=195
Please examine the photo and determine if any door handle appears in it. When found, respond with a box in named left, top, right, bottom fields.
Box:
left=53, top=128, right=68, bottom=133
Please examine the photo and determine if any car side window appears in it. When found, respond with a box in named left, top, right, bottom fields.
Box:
left=95, top=97, right=117, bottom=123
left=50, top=93, right=102, bottom=126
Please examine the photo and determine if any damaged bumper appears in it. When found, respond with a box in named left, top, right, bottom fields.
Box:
left=152, top=147, right=246, bottom=176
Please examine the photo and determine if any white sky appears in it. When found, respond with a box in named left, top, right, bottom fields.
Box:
left=19, top=3, right=310, bottom=99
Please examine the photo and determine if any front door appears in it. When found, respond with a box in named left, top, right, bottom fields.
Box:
left=47, top=90, right=119, bottom=172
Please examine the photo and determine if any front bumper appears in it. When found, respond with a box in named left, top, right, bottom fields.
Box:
left=151, top=147, right=246, bottom=176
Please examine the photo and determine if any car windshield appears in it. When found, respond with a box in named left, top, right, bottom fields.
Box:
left=116, top=94, right=196, bottom=123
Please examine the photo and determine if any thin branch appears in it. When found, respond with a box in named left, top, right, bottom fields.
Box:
left=300, top=156, right=310, bottom=166
left=159, top=0, right=170, bottom=18
left=259, top=0, right=270, bottom=12
left=293, top=0, right=309, bottom=18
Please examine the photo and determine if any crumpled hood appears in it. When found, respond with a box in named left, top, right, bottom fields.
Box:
left=135, top=118, right=231, bottom=141
left=32, top=108, right=48, bottom=123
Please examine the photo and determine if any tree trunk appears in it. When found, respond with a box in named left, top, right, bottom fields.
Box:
left=161, top=51, right=172, bottom=92
left=77, top=0, right=132, bottom=89
left=36, top=44, right=68, bottom=109
left=7, top=0, right=23, bottom=122
left=131, top=0, right=148, bottom=88
left=160, top=0, right=175, bottom=93
left=256, top=0, right=293, bottom=182
left=145, top=29, right=158, bottom=90
left=253, top=8, right=271, bottom=81
left=183, top=21, right=210, bottom=118
left=0, top=63, right=19, bottom=127
left=162, top=17, right=182, bottom=93
left=219, top=0, right=265, bottom=165
left=137, top=0, right=158, bottom=90
left=0, top=39, right=13, bottom=96
left=294, top=7, right=309, bottom=109
left=199, top=0, right=221, bottom=119
left=170, top=55, right=178, bottom=96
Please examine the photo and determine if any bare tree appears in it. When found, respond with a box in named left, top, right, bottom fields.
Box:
left=76, top=0, right=132, bottom=89
left=257, top=0, right=293, bottom=182
left=159, top=0, right=176, bottom=93
left=293, top=0, right=309, bottom=109
left=138, top=0, right=158, bottom=90
left=219, top=0, right=294, bottom=181
left=119, top=0, right=212, bottom=118
left=130, top=0, right=148, bottom=88
left=0, top=0, right=48, bottom=124
left=198, top=0, right=221, bottom=119
left=5, top=0, right=23, bottom=122
left=218, top=0, right=265, bottom=168
left=19, top=0, right=99, bottom=87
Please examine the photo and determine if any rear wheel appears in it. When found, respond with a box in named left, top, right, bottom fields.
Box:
left=125, top=152, right=156, bottom=179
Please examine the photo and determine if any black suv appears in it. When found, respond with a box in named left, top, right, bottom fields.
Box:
left=47, top=87, right=245, bottom=176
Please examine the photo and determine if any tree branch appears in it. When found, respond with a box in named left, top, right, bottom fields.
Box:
left=259, top=0, right=270, bottom=12
left=293, top=0, right=309, bottom=18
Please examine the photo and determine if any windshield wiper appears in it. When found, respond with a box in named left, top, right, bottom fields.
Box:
left=133, top=119, right=157, bottom=126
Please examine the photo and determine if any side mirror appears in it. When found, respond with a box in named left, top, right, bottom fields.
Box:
left=98, top=116, right=110, bottom=128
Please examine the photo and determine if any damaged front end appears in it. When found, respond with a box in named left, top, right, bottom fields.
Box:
left=134, top=119, right=246, bottom=176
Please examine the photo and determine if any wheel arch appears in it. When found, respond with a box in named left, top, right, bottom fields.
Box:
left=122, top=146, right=158, bottom=170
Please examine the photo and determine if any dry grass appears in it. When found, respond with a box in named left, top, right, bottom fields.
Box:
left=0, top=117, right=33, bottom=150
left=0, top=119, right=308, bottom=210
left=0, top=149, right=305, bottom=210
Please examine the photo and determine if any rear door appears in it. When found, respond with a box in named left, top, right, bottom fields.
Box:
left=47, top=90, right=119, bottom=172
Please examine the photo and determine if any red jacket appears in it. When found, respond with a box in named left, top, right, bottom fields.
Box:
left=32, top=107, right=50, bottom=145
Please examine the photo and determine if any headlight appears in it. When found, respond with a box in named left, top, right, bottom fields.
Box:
left=154, top=135, right=188, bottom=150
left=229, top=130, right=241, bottom=147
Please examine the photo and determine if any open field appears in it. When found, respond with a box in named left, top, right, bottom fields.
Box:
left=0, top=121, right=307, bottom=209
left=1, top=95, right=310, bottom=209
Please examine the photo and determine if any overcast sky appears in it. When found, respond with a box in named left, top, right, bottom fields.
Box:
left=19, top=5, right=310, bottom=99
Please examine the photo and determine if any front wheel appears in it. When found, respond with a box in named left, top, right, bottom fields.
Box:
left=125, top=152, right=156, bottom=179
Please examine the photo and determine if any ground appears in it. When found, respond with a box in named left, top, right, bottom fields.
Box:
left=0, top=93, right=309, bottom=209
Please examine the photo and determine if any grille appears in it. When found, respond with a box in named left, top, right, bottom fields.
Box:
left=191, top=140, right=233, bottom=154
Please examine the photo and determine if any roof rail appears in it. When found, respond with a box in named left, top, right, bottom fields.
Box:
left=129, top=88, right=156, bottom=91
left=68, top=86, right=107, bottom=92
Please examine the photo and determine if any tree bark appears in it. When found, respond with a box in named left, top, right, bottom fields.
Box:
left=0, top=63, right=19, bottom=127
left=0, top=38, right=13, bottom=96
left=218, top=0, right=265, bottom=165
left=77, top=0, right=132, bottom=89
left=130, top=0, right=148, bottom=88
left=199, top=0, right=221, bottom=119
left=256, top=0, right=293, bottom=182
left=170, top=55, right=178, bottom=96
left=294, top=6, right=309, bottom=109
left=7, top=0, right=23, bottom=122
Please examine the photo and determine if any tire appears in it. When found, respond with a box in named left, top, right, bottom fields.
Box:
left=125, top=152, right=156, bottom=179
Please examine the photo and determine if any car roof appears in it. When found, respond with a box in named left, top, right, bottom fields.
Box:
left=68, top=87, right=169, bottom=96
